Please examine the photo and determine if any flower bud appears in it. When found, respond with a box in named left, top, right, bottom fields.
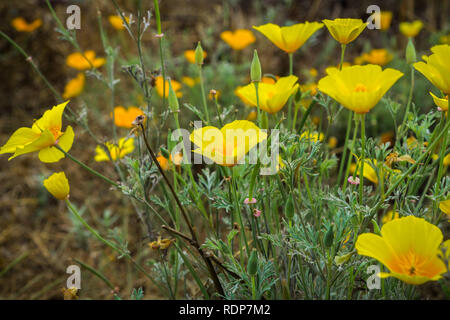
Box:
left=167, top=78, right=179, bottom=112
left=160, top=146, right=170, bottom=159
left=195, top=41, right=204, bottom=65
left=285, top=195, right=294, bottom=221
left=251, top=49, right=262, bottom=82
left=247, top=249, right=258, bottom=276
left=324, top=225, right=334, bottom=248
left=371, top=219, right=381, bottom=235
left=405, top=38, right=416, bottom=64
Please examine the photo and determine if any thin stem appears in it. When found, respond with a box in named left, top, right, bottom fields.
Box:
left=255, top=82, right=261, bottom=127
left=399, top=66, right=415, bottom=137
left=288, top=53, right=294, bottom=128
left=433, top=106, right=449, bottom=222
left=55, top=146, right=119, bottom=188
left=154, top=0, right=166, bottom=111
left=336, top=44, right=349, bottom=184
left=343, top=114, right=359, bottom=191
left=359, top=114, right=366, bottom=204
left=198, top=66, right=210, bottom=124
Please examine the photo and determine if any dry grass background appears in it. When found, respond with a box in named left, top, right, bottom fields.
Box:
left=0, top=0, right=448, bottom=299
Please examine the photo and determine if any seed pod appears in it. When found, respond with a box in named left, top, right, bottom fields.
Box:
left=195, top=41, right=204, bottom=65
left=247, top=249, right=258, bottom=276
left=405, top=38, right=416, bottom=64
left=324, top=225, right=334, bottom=248
left=251, top=49, right=262, bottom=82
left=285, top=194, right=294, bottom=221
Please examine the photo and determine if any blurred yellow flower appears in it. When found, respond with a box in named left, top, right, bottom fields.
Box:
left=318, top=65, right=403, bottom=113
left=309, top=68, right=318, bottom=78
left=262, top=76, right=278, bottom=84
left=379, top=11, right=393, bottom=31
left=209, top=90, right=221, bottom=100
left=63, top=73, right=85, bottom=100
left=382, top=210, right=399, bottom=224
left=190, top=120, right=267, bottom=166
left=444, top=154, right=450, bottom=166
left=300, top=131, right=324, bottom=143
left=361, top=49, right=393, bottom=66
left=11, top=17, right=42, bottom=32
left=94, top=137, right=135, bottom=162
left=439, top=34, right=450, bottom=45
left=182, top=76, right=198, bottom=87
left=356, top=216, right=446, bottom=285
left=184, top=49, right=207, bottom=64
left=414, top=45, right=450, bottom=94
left=0, top=101, right=74, bottom=163
left=399, top=20, right=423, bottom=38
left=108, top=15, right=129, bottom=30
left=236, top=75, right=299, bottom=114
left=246, top=110, right=257, bottom=121
left=66, top=50, right=106, bottom=70
left=220, top=29, right=256, bottom=50
left=253, top=22, right=323, bottom=53
left=440, top=199, right=450, bottom=216
left=429, top=92, right=448, bottom=111
left=155, top=76, right=182, bottom=98
left=322, top=18, right=366, bottom=44
left=328, top=136, right=338, bottom=148
left=113, top=106, right=144, bottom=128
left=43, top=172, right=70, bottom=200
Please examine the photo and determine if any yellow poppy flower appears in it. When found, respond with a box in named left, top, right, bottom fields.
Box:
left=184, top=49, right=207, bottom=64
left=43, top=172, right=70, bottom=200
left=220, top=29, right=256, bottom=51
left=112, top=106, right=144, bottom=128
left=379, top=11, right=393, bottom=31
left=170, top=152, right=183, bottom=167
left=349, top=158, right=379, bottom=184
left=361, top=49, right=393, bottom=66
left=356, top=216, right=447, bottom=285
left=429, top=92, right=448, bottom=111
left=253, top=22, right=324, bottom=53
left=94, top=137, right=135, bottom=162
left=414, top=45, right=450, bottom=94
left=322, top=18, right=366, bottom=45
left=439, top=199, right=450, bottom=215
left=66, top=50, right=106, bottom=70
left=317, top=64, right=403, bottom=114
left=300, top=131, right=324, bottom=143
left=440, top=199, right=450, bottom=216
left=63, top=73, right=85, bottom=100
left=108, top=15, right=129, bottom=30
left=382, top=210, right=399, bottom=224
left=399, top=20, right=423, bottom=38
left=190, top=120, right=267, bottom=167
left=11, top=17, right=42, bottom=32
left=0, top=101, right=74, bottom=163
left=309, top=68, right=318, bottom=78
left=182, top=76, right=198, bottom=87
left=156, top=153, right=170, bottom=170
left=155, top=76, right=182, bottom=98
left=236, top=75, right=299, bottom=114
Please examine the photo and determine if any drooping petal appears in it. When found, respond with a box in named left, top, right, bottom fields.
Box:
left=0, top=127, right=41, bottom=154
left=8, top=130, right=55, bottom=160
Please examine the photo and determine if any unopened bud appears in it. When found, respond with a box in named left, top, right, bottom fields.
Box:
left=195, top=42, right=204, bottom=65
left=167, top=78, right=179, bottom=112
left=247, top=249, right=258, bottom=276
left=405, top=38, right=416, bottom=64
left=251, top=49, right=262, bottom=82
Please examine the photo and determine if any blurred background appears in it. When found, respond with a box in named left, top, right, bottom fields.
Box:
left=0, top=0, right=448, bottom=299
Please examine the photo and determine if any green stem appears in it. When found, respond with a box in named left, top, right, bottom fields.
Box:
left=154, top=0, right=166, bottom=111
left=343, top=114, right=358, bottom=191
left=359, top=114, right=366, bottom=204
left=255, top=82, right=261, bottom=127
left=198, top=66, right=210, bottom=124
left=399, top=66, right=415, bottom=137
left=55, top=146, right=119, bottom=188
left=336, top=44, right=349, bottom=184
left=288, top=53, right=294, bottom=128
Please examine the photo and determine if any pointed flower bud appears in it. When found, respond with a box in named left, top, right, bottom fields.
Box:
left=406, top=38, right=416, bottom=64
left=195, top=42, right=204, bottom=65
left=168, top=78, right=180, bottom=112
left=251, top=49, right=262, bottom=82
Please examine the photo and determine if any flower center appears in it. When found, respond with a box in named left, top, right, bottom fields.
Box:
left=50, top=127, right=63, bottom=141
left=354, top=83, right=368, bottom=92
